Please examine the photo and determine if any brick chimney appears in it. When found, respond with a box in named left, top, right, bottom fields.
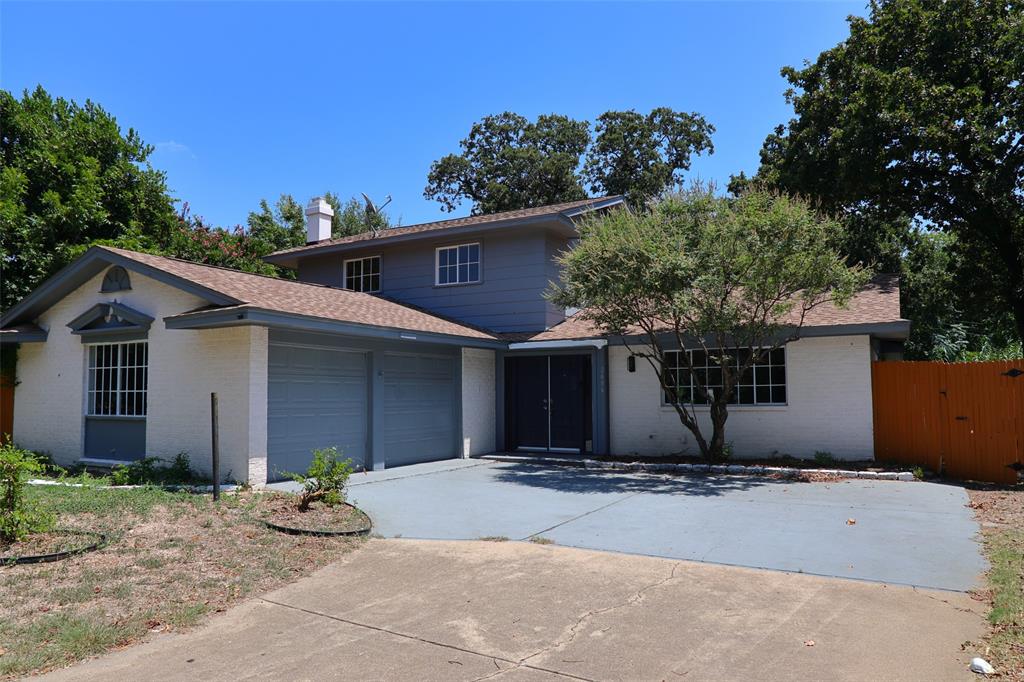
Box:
left=305, top=197, right=334, bottom=243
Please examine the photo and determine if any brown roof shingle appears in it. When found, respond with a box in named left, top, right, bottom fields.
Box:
left=266, top=196, right=624, bottom=260
left=101, top=247, right=498, bottom=340
left=509, top=275, right=905, bottom=342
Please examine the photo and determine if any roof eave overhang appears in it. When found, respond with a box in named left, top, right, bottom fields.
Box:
left=163, top=307, right=506, bottom=350
left=0, top=329, right=48, bottom=344
left=559, top=196, right=625, bottom=218
left=507, top=339, right=608, bottom=351
left=264, top=199, right=625, bottom=268
left=0, top=247, right=240, bottom=329
left=606, top=320, right=912, bottom=347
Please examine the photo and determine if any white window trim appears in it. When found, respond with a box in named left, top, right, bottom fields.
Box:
left=343, top=254, right=382, bottom=293
left=434, top=242, right=481, bottom=286
left=85, top=340, right=149, bottom=418
left=661, top=346, right=788, bottom=407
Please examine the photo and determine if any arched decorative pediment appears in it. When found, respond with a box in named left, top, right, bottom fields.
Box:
left=101, top=266, right=132, bottom=292
left=67, top=301, right=153, bottom=343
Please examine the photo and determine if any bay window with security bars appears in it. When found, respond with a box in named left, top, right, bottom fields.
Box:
left=86, top=341, right=148, bottom=417
left=662, top=347, right=787, bottom=406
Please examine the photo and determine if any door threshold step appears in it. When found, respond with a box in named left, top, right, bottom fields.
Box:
left=481, top=454, right=588, bottom=467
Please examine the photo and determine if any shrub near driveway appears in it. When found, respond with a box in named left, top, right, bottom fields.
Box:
left=0, top=485, right=362, bottom=678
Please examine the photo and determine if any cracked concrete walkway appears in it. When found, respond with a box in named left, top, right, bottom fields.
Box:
left=43, top=539, right=985, bottom=681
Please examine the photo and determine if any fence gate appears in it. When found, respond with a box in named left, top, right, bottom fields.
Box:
left=872, top=360, right=1024, bottom=484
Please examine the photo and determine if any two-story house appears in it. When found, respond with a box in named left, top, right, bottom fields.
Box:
left=0, top=196, right=909, bottom=484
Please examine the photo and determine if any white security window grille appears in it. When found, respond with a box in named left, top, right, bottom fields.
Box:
left=344, top=256, right=381, bottom=293
left=87, top=342, right=148, bottom=416
left=663, top=347, right=786, bottom=406
left=436, top=243, right=480, bottom=285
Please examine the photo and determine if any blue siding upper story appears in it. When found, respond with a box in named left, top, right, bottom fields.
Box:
left=295, top=225, right=571, bottom=333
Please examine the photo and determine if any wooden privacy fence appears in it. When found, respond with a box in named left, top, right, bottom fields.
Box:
left=872, top=360, right=1024, bottom=485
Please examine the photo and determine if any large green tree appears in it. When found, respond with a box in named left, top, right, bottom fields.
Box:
left=424, top=112, right=590, bottom=214
left=247, top=194, right=306, bottom=252
left=550, top=188, right=866, bottom=460
left=584, top=108, right=714, bottom=207
left=0, top=86, right=177, bottom=311
left=424, top=109, right=714, bottom=214
left=753, top=0, right=1024, bottom=345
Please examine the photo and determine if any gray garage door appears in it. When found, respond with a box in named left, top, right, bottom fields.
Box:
left=268, top=343, right=369, bottom=479
left=380, top=351, right=458, bottom=467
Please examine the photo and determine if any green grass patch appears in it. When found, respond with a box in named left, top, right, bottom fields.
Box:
left=0, top=612, right=134, bottom=677
left=984, top=528, right=1024, bottom=672
left=27, top=484, right=186, bottom=520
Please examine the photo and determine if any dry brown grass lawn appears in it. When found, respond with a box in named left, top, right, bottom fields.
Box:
left=0, top=485, right=362, bottom=678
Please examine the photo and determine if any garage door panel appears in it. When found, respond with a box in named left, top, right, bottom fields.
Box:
left=268, top=344, right=368, bottom=480
left=381, top=352, right=457, bottom=468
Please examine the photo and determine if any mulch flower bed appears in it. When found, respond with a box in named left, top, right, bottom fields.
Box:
left=261, top=495, right=371, bottom=535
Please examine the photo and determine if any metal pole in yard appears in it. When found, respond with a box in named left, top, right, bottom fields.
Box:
left=211, top=392, right=220, bottom=501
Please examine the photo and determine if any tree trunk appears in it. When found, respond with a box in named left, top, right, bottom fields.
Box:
left=994, top=220, right=1024, bottom=347
left=707, top=398, right=730, bottom=461
left=1010, top=294, right=1024, bottom=349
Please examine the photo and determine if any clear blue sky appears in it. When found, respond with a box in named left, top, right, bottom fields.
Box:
left=2, top=1, right=865, bottom=229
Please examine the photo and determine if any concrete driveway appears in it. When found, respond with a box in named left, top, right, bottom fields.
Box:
left=291, top=459, right=985, bottom=592
left=45, top=540, right=986, bottom=681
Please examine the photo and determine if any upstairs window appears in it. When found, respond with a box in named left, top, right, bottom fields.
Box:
left=436, top=243, right=480, bottom=285
left=344, top=256, right=381, bottom=293
left=663, top=347, right=787, bottom=406
left=87, top=341, right=148, bottom=417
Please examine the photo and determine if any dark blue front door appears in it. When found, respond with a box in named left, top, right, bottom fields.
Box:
left=507, top=355, right=591, bottom=452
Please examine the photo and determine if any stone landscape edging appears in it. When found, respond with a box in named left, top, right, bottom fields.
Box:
left=481, top=454, right=917, bottom=481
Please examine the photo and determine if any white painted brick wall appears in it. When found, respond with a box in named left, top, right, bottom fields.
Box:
left=13, top=268, right=269, bottom=484
left=147, top=324, right=268, bottom=485
left=608, top=336, right=875, bottom=461
left=461, top=348, right=496, bottom=456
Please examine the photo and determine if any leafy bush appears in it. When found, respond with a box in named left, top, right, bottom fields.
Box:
left=110, top=453, right=202, bottom=486
left=0, top=439, right=55, bottom=544
left=813, top=451, right=837, bottom=467
left=287, top=447, right=353, bottom=512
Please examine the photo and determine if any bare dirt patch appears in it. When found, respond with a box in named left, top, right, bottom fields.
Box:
left=0, top=485, right=362, bottom=678
left=966, top=484, right=1024, bottom=680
